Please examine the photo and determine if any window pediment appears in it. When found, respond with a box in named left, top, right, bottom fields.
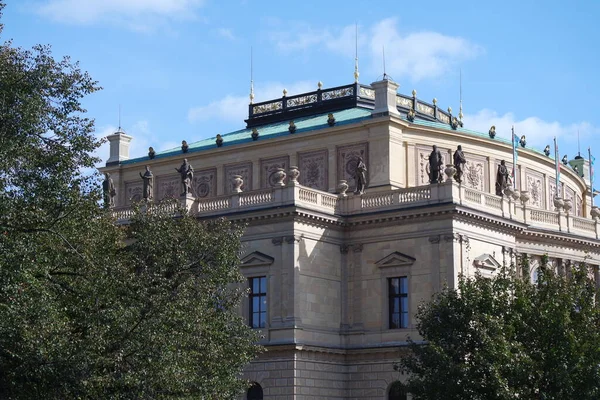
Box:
left=240, top=251, right=274, bottom=268
left=473, top=253, right=501, bottom=271
left=375, top=252, right=416, bottom=268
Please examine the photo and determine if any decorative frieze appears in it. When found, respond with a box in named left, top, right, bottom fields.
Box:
left=298, top=149, right=328, bottom=191
left=337, top=143, right=368, bottom=193
left=125, top=181, right=143, bottom=204
left=156, top=175, right=180, bottom=200
left=224, top=162, right=252, bottom=194
left=193, top=168, right=217, bottom=198
left=261, top=156, right=289, bottom=188
left=524, top=170, right=544, bottom=208
left=464, top=155, right=486, bottom=191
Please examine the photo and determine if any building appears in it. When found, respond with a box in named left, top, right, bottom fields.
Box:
left=100, top=77, right=600, bottom=400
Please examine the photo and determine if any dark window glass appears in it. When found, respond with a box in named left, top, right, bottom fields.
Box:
left=247, top=382, right=263, bottom=400
left=249, top=277, right=267, bottom=328
left=388, top=277, right=408, bottom=329
left=388, top=381, right=407, bottom=400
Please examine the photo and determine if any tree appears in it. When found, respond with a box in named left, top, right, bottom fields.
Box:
left=400, top=256, right=600, bottom=400
left=0, top=3, right=261, bottom=398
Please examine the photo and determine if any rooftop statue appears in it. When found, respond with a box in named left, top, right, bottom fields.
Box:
left=453, top=145, right=466, bottom=184
left=428, top=145, right=444, bottom=184
left=102, top=172, right=116, bottom=208
left=354, top=157, right=367, bottom=195
left=496, top=160, right=509, bottom=196
left=175, top=159, right=194, bottom=196
left=139, top=166, right=153, bottom=201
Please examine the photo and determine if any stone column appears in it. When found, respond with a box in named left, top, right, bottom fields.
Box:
left=443, top=233, right=461, bottom=289
left=350, top=243, right=364, bottom=331
left=271, top=237, right=284, bottom=327
left=339, top=245, right=350, bottom=332
left=428, top=235, right=441, bottom=292
left=283, top=235, right=301, bottom=326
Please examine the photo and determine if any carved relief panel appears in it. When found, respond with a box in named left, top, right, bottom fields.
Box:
left=337, top=142, right=368, bottom=192
left=157, top=175, right=180, bottom=200
left=260, top=156, right=289, bottom=188
left=525, top=170, right=544, bottom=208
left=576, top=195, right=583, bottom=216
left=463, top=154, right=486, bottom=191
left=125, top=181, right=143, bottom=205
left=415, top=145, right=449, bottom=186
left=193, top=168, right=217, bottom=198
left=298, top=149, right=328, bottom=191
left=224, top=162, right=252, bottom=194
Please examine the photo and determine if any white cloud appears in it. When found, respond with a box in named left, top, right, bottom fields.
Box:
left=35, top=0, right=205, bottom=29
left=187, top=80, right=316, bottom=123
left=217, top=28, right=236, bottom=40
left=265, top=18, right=482, bottom=82
left=464, top=109, right=597, bottom=150
left=369, top=18, right=482, bottom=82
left=93, top=119, right=177, bottom=167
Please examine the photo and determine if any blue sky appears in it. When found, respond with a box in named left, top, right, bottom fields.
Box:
left=4, top=0, right=600, bottom=166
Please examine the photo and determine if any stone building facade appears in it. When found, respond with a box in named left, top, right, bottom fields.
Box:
left=101, top=78, right=600, bottom=400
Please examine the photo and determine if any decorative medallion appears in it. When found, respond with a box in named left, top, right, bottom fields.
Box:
left=224, top=162, right=252, bottom=194
left=337, top=143, right=368, bottom=192
left=125, top=181, right=143, bottom=204
left=298, top=149, right=328, bottom=191
left=192, top=168, right=217, bottom=198
left=260, top=156, right=289, bottom=188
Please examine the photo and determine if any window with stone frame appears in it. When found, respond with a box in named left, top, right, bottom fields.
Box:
left=388, top=277, right=408, bottom=329
left=248, top=276, right=267, bottom=329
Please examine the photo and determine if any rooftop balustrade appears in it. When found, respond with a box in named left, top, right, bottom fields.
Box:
left=111, top=180, right=600, bottom=240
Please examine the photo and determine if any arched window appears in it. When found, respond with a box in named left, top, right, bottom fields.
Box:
left=247, top=382, right=263, bottom=400
left=389, top=381, right=407, bottom=400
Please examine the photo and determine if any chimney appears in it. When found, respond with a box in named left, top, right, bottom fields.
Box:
left=371, top=78, right=400, bottom=117
left=106, top=129, right=133, bottom=166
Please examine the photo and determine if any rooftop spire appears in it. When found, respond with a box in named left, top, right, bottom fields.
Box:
left=249, top=47, right=254, bottom=105
left=353, top=23, right=359, bottom=83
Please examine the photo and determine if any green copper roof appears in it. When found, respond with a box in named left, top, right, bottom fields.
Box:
left=403, top=116, right=555, bottom=160
left=122, top=107, right=373, bottom=165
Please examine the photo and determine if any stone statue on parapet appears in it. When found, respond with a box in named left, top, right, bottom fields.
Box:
left=453, top=145, right=466, bottom=183
left=102, top=173, right=116, bottom=208
left=139, top=166, right=153, bottom=201
left=496, top=160, right=509, bottom=196
left=428, top=145, right=444, bottom=184
left=354, top=157, right=367, bottom=195
left=175, top=159, right=194, bottom=196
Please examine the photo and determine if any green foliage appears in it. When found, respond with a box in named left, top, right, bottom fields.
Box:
left=401, top=257, right=600, bottom=400
left=0, top=4, right=261, bottom=398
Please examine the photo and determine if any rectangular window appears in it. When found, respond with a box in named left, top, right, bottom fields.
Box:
left=389, top=277, right=408, bottom=329
left=249, top=276, right=267, bottom=328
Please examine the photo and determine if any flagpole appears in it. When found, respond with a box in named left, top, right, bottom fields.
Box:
left=512, top=126, right=517, bottom=189
left=554, top=137, right=560, bottom=198
left=589, top=147, right=595, bottom=207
